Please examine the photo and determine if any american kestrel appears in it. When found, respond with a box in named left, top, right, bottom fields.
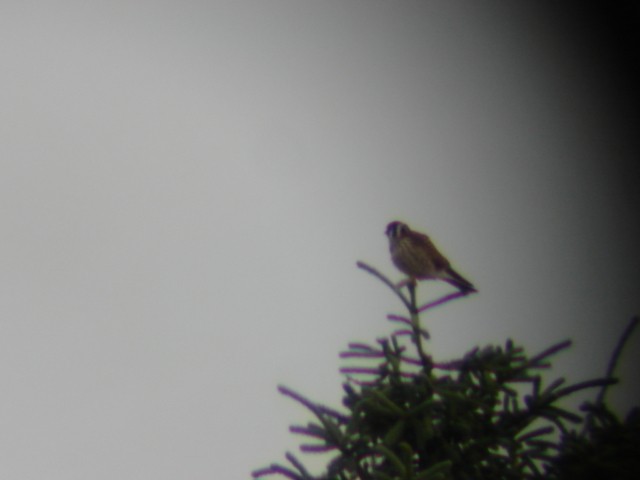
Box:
left=385, top=221, right=476, bottom=293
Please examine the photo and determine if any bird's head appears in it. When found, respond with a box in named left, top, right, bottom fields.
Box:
left=385, top=221, right=410, bottom=239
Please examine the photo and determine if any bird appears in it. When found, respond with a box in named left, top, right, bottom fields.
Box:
left=385, top=221, right=476, bottom=293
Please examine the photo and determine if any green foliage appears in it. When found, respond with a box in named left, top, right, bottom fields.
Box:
left=548, top=404, right=640, bottom=480
left=253, top=262, right=638, bottom=480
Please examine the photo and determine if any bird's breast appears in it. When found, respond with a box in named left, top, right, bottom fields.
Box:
left=391, top=238, right=436, bottom=278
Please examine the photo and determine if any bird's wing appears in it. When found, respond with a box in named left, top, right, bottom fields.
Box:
left=443, top=267, right=476, bottom=292
left=410, top=232, right=451, bottom=270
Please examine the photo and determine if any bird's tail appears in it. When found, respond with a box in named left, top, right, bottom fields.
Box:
left=443, top=267, right=477, bottom=294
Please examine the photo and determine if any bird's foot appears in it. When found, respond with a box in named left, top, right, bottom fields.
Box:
left=395, top=278, right=417, bottom=290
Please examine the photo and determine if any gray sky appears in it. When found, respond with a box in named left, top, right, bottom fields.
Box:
left=1, top=1, right=639, bottom=478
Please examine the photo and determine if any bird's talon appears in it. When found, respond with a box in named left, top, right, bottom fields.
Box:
left=395, top=278, right=417, bottom=290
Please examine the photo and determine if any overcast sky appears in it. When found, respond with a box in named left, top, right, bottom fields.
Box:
left=1, top=1, right=639, bottom=479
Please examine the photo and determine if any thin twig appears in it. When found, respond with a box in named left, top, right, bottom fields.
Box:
left=251, top=464, right=302, bottom=479
left=595, top=316, right=639, bottom=407
left=526, top=340, right=572, bottom=368
left=278, top=385, right=349, bottom=422
left=347, top=342, right=377, bottom=351
left=339, top=367, right=384, bottom=375
left=300, top=444, right=336, bottom=453
left=289, top=425, right=326, bottom=439
left=418, top=290, right=468, bottom=312
left=286, top=452, right=314, bottom=479
left=387, top=314, right=412, bottom=326
left=356, top=261, right=412, bottom=311
left=406, top=283, right=433, bottom=370
left=551, top=378, right=617, bottom=402
left=339, top=351, right=385, bottom=359
left=356, top=261, right=437, bottom=369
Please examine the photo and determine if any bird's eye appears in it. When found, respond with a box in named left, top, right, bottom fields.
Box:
left=386, top=222, right=404, bottom=238
left=385, top=224, right=396, bottom=237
